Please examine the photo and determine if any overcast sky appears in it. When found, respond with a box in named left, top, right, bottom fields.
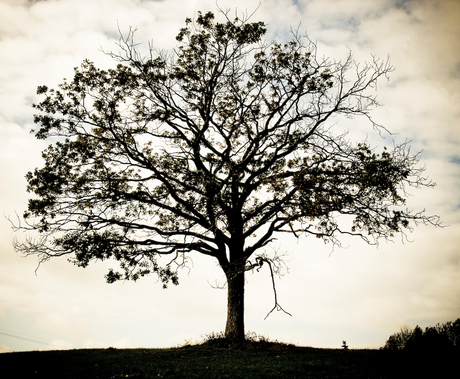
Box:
left=1, top=0, right=459, bottom=353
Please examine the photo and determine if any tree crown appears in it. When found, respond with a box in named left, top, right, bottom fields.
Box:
left=14, top=11, right=439, bottom=287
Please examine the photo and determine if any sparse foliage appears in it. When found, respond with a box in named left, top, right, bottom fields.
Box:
left=12, top=10, right=439, bottom=342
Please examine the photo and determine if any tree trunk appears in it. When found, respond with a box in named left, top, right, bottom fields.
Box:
left=224, top=266, right=245, bottom=343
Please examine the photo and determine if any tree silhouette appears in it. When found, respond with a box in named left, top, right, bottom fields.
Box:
left=13, top=11, right=439, bottom=342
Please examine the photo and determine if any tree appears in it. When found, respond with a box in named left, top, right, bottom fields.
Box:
left=382, top=325, right=413, bottom=350
left=13, top=11, right=439, bottom=343
left=435, top=318, right=460, bottom=349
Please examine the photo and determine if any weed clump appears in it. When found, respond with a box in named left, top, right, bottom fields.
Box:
left=200, top=331, right=296, bottom=350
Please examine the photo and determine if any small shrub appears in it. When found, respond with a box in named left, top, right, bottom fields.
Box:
left=200, top=331, right=295, bottom=350
left=200, top=331, right=228, bottom=347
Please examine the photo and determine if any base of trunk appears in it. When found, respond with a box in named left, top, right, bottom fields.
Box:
left=224, top=268, right=245, bottom=343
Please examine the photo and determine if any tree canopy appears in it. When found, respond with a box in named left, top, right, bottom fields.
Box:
left=13, top=11, right=439, bottom=342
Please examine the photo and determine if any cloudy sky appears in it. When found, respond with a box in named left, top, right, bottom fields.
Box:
left=1, top=0, right=459, bottom=352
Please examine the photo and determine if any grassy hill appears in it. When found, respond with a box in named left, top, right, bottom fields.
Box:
left=1, top=339, right=457, bottom=378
